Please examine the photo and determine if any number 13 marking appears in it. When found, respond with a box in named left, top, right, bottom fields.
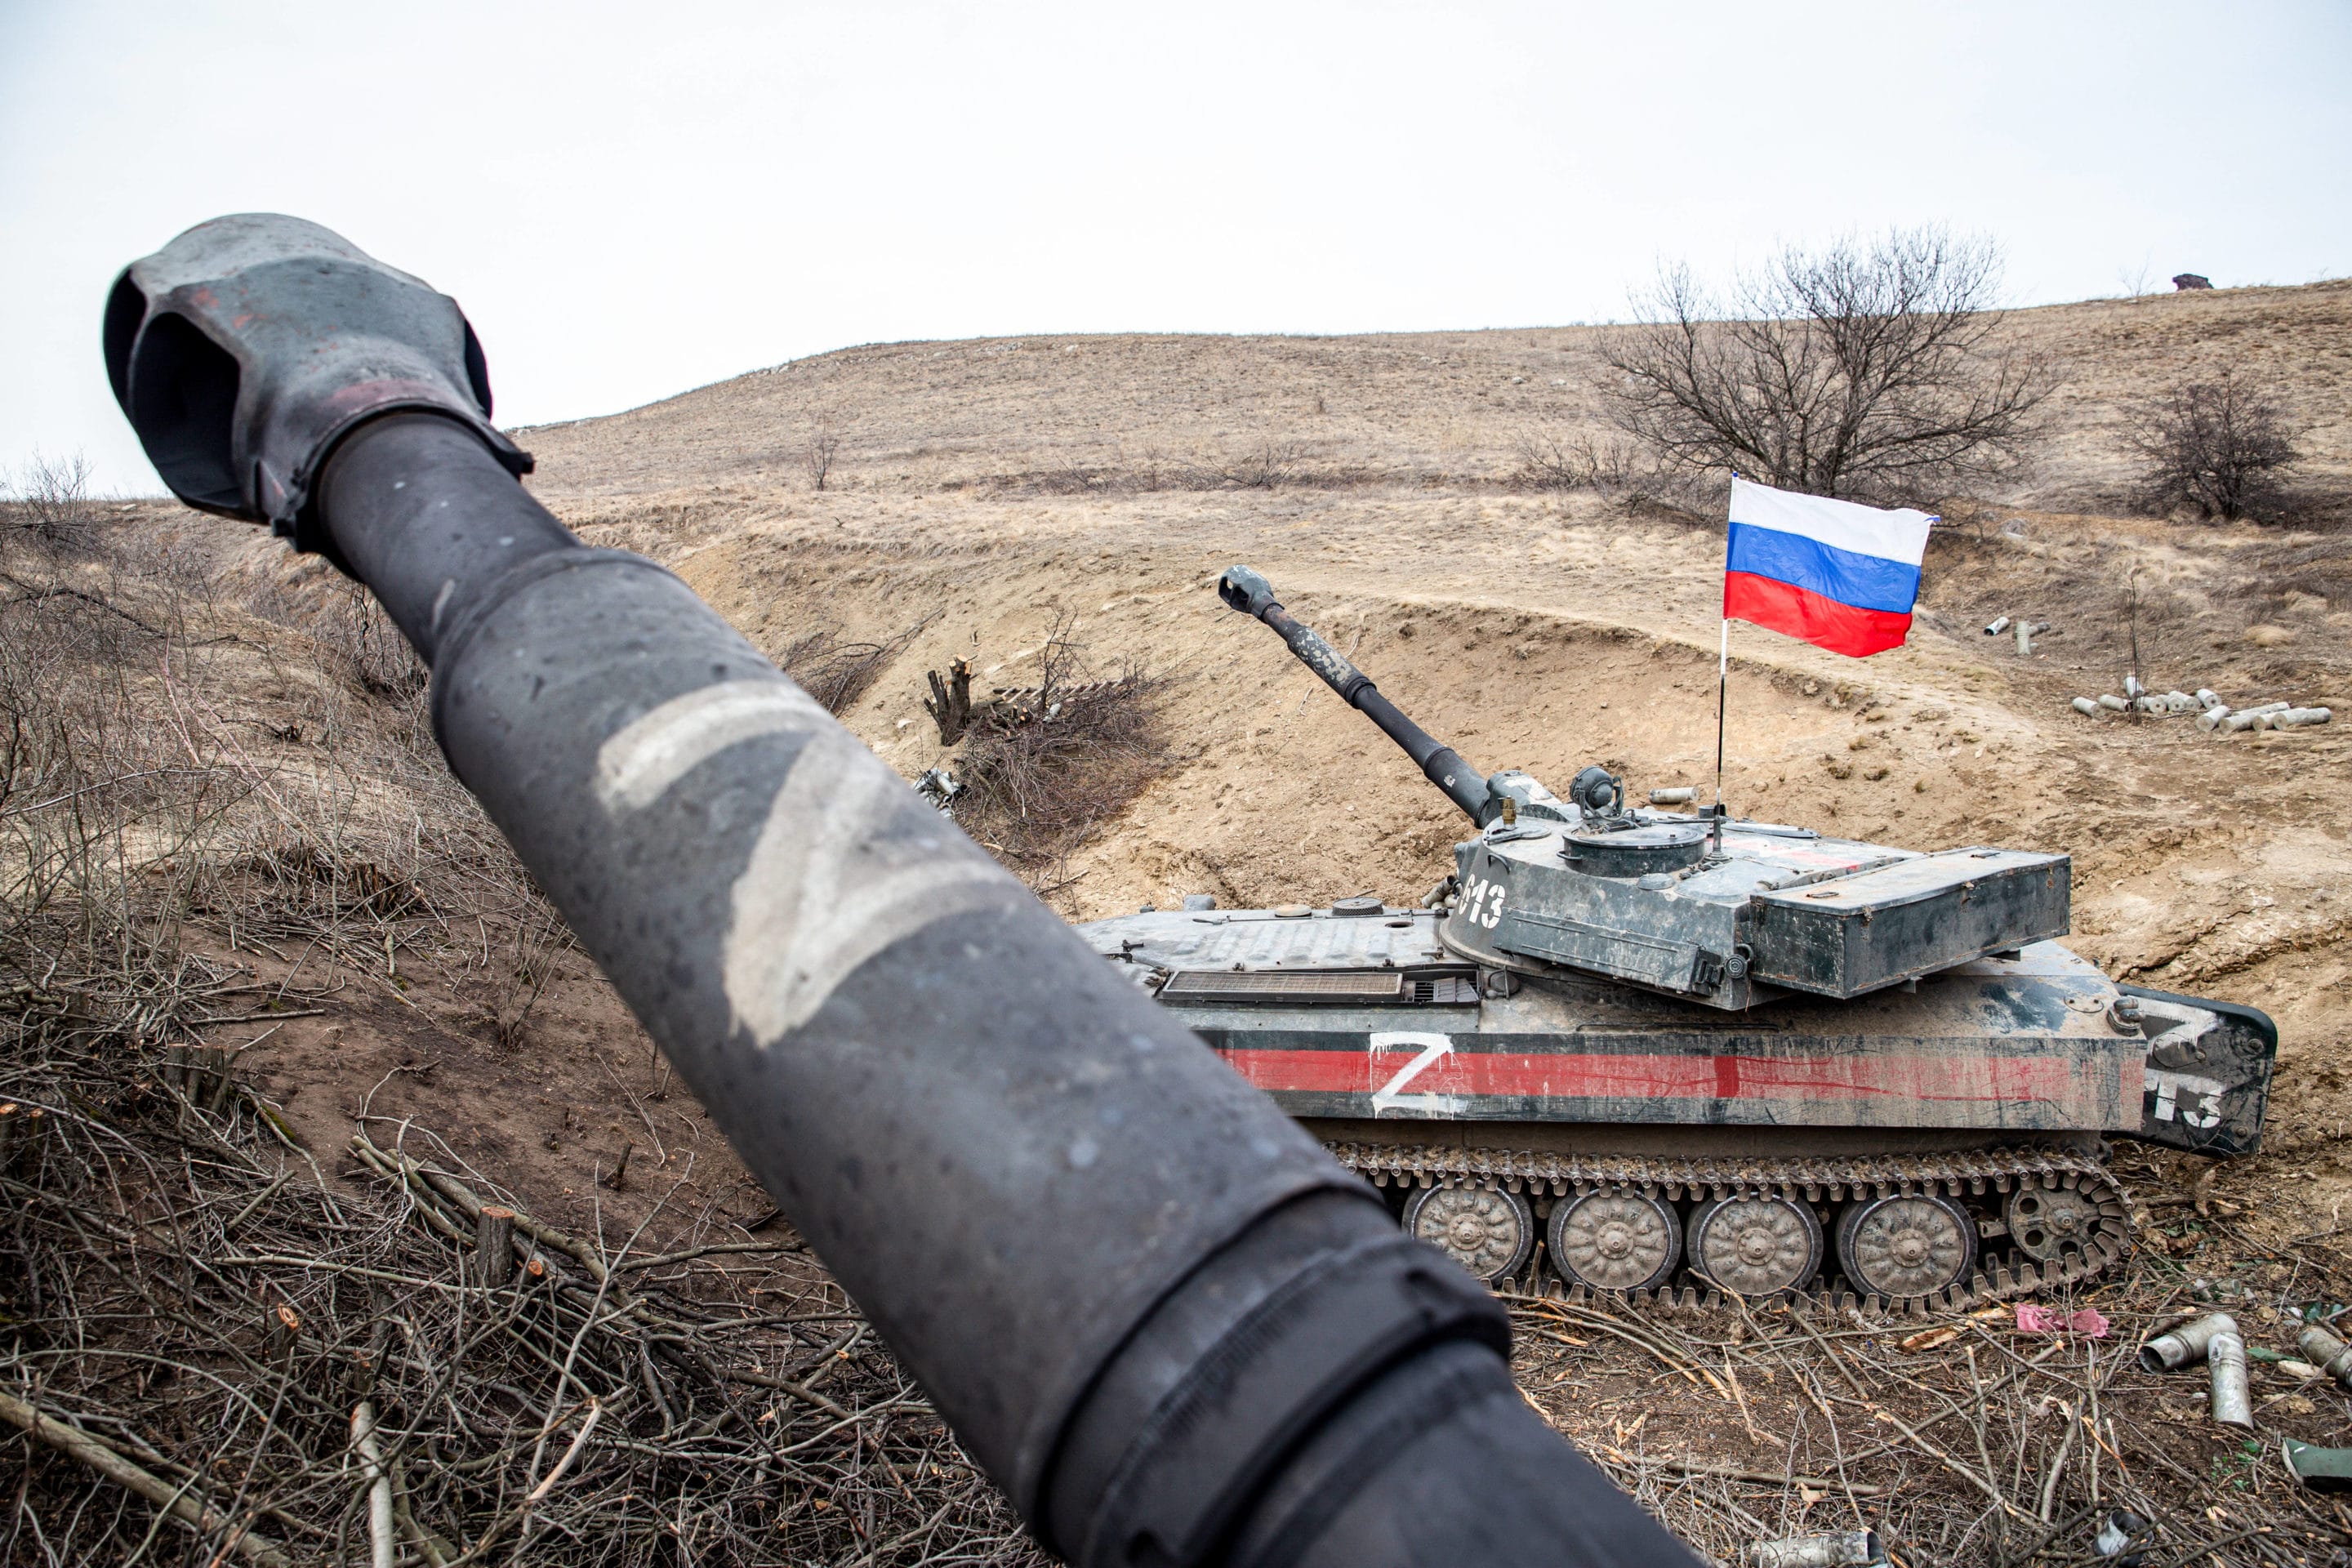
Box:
left=1461, top=876, right=1505, bottom=929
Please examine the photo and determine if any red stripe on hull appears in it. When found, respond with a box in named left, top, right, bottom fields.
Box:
left=1724, top=572, right=1912, bottom=657
left=1220, top=1047, right=2082, bottom=1107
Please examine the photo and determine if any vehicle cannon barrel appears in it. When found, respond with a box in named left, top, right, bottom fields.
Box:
left=104, top=216, right=1694, bottom=1568
left=1218, top=565, right=1497, bottom=822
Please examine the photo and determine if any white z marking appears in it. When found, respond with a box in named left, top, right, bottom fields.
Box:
left=596, top=679, right=1016, bottom=1046
left=1370, top=1031, right=1464, bottom=1116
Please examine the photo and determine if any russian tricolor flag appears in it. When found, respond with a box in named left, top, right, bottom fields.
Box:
left=1724, top=478, right=1934, bottom=658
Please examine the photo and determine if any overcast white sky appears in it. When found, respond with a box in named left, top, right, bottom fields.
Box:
left=4, top=0, right=2348, bottom=496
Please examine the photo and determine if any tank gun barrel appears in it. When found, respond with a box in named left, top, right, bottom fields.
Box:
left=103, top=216, right=1690, bottom=1568
left=1218, top=566, right=1493, bottom=820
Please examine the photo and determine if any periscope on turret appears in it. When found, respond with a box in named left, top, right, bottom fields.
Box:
left=1080, top=567, right=2278, bottom=1307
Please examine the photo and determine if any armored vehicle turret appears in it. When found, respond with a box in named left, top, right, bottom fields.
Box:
left=1080, top=568, right=2277, bottom=1307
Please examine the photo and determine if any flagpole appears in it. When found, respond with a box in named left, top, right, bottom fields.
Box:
left=1713, top=474, right=1735, bottom=850
left=1712, top=617, right=1728, bottom=849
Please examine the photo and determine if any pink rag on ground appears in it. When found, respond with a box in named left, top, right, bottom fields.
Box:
left=2015, top=1304, right=2110, bottom=1337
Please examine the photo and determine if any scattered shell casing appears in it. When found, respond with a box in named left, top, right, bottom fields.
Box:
left=2299, top=1324, right=2352, bottom=1390
left=2140, top=1312, right=2240, bottom=1372
left=1753, top=1530, right=1881, bottom=1568
left=2096, top=1508, right=2149, bottom=1563
left=2208, top=1330, right=2253, bottom=1428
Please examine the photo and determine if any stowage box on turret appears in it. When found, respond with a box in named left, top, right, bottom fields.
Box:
left=1080, top=567, right=2276, bottom=1307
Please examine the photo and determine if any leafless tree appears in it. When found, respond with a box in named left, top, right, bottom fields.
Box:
left=803, top=415, right=843, bottom=492
left=2127, top=367, right=2302, bottom=521
left=1599, top=229, right=2051, bottom=503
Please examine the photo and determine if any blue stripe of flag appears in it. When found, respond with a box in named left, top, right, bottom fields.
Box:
left=1726, top=523, right=1922, bottom=615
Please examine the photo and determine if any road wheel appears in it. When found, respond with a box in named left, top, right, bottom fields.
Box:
left=1686, top=1194, right=1823, bottom=1297
left=1402, top=1181, right=1534, bottom=1283
left=1837, top=1193, right=1977, bottom=1302
left=1548, top=1189, right=1681, bottom=1294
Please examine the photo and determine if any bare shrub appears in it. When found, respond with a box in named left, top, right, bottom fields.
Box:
left=305, top=577, right=429, bottom=699
left=804, top=415, right=843, bottom=492
left=0, top=521, right=1053, bottom=1566
left=0, top=518, right=550, bottom=1064
left=2127, top=367, right=2304, bottom=522
left=1022, top=462, right=1126, bottom=495
left=4, top=451, right=100, bottom=551
left=952, top=614, right=1168, bottom=890
left=777, top=614, right=933, bottom=715
left=1100, top=439, right=1310, bottom=492
left=1214, top=438, right=1303, bottom=489
left=1513, top=430, right=1667, bottom=497
left=241, top=561, right=429, bottom=702
left=1600, top=228, right=2051, bottom=503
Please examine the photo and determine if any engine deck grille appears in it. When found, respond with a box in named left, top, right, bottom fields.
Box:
left=1159, top=969, right=1478, bottom=1005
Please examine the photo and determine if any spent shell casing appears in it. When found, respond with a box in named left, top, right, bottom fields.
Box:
left=1753, top=1530, right=1881, bottom=1568
left=2208, top=1330, right=2253, bottom=1428
left=2299, top=1324, right=2352, bottom=1389
left=2139, top=1312, right=2239, bottom=1372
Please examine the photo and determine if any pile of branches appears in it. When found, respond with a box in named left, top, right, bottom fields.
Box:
left=950, top=615, right=1168, bottom=889
left=0, top=1027, right=1044, bottom=1566
left=778, top=615, right=937, bottom=716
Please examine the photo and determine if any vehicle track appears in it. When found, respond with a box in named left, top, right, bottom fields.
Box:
left=1335, top=1139, right=2133, bottom=1315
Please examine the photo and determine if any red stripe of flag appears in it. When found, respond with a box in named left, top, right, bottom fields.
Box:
left=1724, top=571, right=1913, bottom=658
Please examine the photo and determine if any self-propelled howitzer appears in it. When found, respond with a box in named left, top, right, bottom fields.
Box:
left=1081, top=568, right=2277, bottom=1307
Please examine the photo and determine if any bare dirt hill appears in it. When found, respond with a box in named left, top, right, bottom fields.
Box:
left=516, top=278, right=2352, bottom=504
